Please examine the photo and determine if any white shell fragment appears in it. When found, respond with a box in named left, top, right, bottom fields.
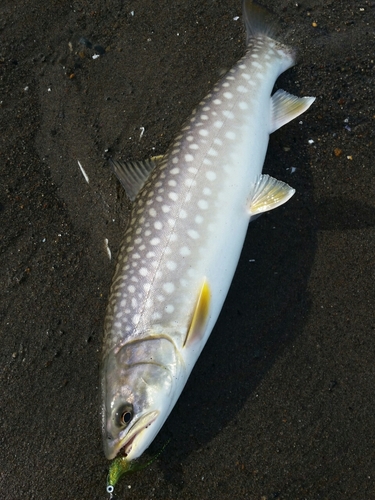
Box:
left=77, top=160, right=89, bottom=184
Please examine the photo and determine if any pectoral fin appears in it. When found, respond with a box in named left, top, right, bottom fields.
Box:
left=183, top=279, right=211, bottom=348
left=270, top=89, right=315, bottom=133
left=110, top=156, right=164, bottom=201
left=249, top=174, right=295, bottom=215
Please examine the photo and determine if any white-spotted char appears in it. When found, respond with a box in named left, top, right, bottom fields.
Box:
left=101, top=0, right=315, bottom=466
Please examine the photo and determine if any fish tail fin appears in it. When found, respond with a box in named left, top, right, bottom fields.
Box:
left=242, top=0, right=275, bottom=42
left=242, top=0, right=296, bottom=74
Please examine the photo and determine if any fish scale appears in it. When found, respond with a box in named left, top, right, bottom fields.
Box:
left=101, top=0, right=315, bottom=475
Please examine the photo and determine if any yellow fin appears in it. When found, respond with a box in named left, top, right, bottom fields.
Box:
left=249, top=174, right=295, bottom=215
left=270, top=89, right=315, bottom=133
left=150, top=154, right=164, bottom=163
left=184, top=279, right=211, bottom=348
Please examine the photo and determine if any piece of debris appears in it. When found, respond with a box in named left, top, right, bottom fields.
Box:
left=77, top=160, right=89, bottom=184
left=104, top=238, right=112, bottom=260
left=333, top=148, right=342, bottom=157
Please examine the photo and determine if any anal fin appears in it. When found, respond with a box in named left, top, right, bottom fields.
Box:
left=249, top=174, right=295, bottom=215
left=183, top=279, right=211, bottom=348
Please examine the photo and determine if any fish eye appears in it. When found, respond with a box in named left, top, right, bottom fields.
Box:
left=115, top=403, right=134, bottom=428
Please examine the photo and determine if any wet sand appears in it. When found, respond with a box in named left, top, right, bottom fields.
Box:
left=1, top=1, right=374, bottom=498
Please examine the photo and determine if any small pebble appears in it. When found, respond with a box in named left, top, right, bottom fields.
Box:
left=333, top=148, right=342, bottom=157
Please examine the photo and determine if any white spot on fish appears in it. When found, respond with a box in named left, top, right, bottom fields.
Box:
left=223, top=92, right=233, bottom=99
left=185, top=154, right=194, bottom=162
left=162, top=205, right=171, bottom=213
left=223, top=110, right=234, bottom=119
left=168, top=192, right=178, bottom=201
left=166, top=260, right=177, bottom=271
left=238, top=101, right=249, bottom=110
left=199, top=129, right=209, bottom=137
left=184, top=178, right=195, bottom=188
left=163, top=282, right=175, bottom=294
left=180, top=246, right=191, bottom=256
left=165, top=304, right=174, bottom=314
left=188, top=166, right=198, bottom=174
left=170, top=167, right=180, bottom=175
left=195, top=215, right=204, bottom=224
left=150, top=237, right=161, bottom=246
left=213, top=99, right=222, bottom=105
left=132, top=314, right=140, bottom=324
left=225, top=131, right=236, bottom=140
left=187, top=229, right=199, bottom=240
left=149, top=208, right=157, bottom=217
left=214, top=120, right=223, bottom=128
left=198, top=199, right=209, bottom=210
left=237, top=85, right=248, bottom=93
left=206, top=171, right=216, bottom=181
left=154, top=221, right=163, bottom=230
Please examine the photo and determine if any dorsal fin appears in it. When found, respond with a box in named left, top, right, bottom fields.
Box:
left=109, top=157, right=161, bottom=201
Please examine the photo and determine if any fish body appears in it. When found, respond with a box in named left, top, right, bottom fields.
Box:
left=101, top=0, right=315, bottom=464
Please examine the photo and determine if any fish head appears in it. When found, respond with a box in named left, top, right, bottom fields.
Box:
left=101, top=350, right=177, bottom=461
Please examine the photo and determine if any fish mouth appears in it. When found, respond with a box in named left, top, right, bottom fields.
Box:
left=115, top=410, right=160, bottom=459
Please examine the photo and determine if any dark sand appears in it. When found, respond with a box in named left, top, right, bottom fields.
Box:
left=1, top=1, right=374, bottom=498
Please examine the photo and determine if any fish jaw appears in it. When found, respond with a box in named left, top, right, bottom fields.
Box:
left=104, top=409, right=160, bottom=461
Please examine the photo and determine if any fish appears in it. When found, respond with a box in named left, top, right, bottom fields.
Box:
left=101, top=0, right=315, bottom=470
